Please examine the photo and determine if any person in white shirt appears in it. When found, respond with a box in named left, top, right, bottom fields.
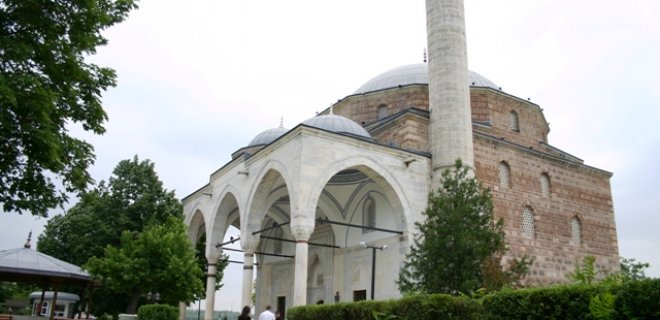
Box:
left=258, top=305, right=275, bottom=320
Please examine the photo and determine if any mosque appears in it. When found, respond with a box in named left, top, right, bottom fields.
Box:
left=182, top=1, right=619, bottom=318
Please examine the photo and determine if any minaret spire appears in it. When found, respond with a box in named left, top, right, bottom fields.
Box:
left=426, top=0, right=474, bottom=188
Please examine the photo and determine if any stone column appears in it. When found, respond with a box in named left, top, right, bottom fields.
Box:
left=241, top=250, right=255, bottom=308
left=291, top=219, right=314, bottom=306
left=426, top=0, right=474, bottom=189
left=204, top=263, right=217, bottom=320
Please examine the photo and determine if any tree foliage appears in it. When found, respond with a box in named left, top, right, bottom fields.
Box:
left=38, top=156, right=183, bottom=265
left=0, top=0, right=138, bottom=216
left=85, top=217, right=204, bottom=314
left=569, top=256, right=598, bottom=285
left=37, top=156, right=191, bottom=315
left=398, top=160, right=510, bottom=294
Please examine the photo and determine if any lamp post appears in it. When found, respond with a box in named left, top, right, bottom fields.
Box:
left=360, top=241, right=388, bottom=300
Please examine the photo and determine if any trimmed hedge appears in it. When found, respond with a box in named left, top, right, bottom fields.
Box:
left=287, top=279, right=660, bottom=320
left=137, top=304, right=178, bottom=320
left=482, top=285, right=603, bottom=320
left=615, top=278, right=660, bottom=319
left=287, top=294, right=481, bottom=320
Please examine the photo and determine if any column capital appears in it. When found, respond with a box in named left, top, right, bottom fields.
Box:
left=240, top=232, right=260, bottom=252
left=290, top=223, right=314, bottom=241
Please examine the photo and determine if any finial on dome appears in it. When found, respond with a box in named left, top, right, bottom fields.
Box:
left=24, top=231, right=32, bottom=249
left=423, top=48, right=427, bottom=63
left=279, top=116, right=284, bottom=128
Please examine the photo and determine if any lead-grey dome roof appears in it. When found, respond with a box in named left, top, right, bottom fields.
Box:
left=248, top=126, right=289, bottom=147
left=303, top=114, right=372, bottom=138
left=354, top=63, right=499, bottom=94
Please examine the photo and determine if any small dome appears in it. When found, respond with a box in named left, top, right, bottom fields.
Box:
left=248, top=126, right=289, bottom=147
left=354, top=63, right=499, bottom=94
left=302, top=114, right=372, bottom=139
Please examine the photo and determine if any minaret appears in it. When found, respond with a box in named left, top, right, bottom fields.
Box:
left=426, top=0, right=474, bottom=188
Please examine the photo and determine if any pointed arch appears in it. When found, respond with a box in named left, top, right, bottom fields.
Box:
left=510, top=110, right=520, bottom=132
left=187, top=209, right=206, bottom=244
left=540, top=172, right=551, bottom=197
left=522, top=206, right=535, bottom=239
left=206, top=190, right=241, bottom=260
left=570, top=216, right=582, bottom=246
left=499, top=161, right=511, bottom=188
left=303, top=156, right=410, bottom=242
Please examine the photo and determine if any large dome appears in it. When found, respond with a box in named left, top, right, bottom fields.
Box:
left=248, top=126, right=289, bottom=147
left=302, top=114, right=372, bottom=139
left=354, top=63, right=499, bottom=94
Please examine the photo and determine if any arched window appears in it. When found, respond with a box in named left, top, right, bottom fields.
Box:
left=570, top=217, right=582, bottom=246
left=362, top=194, right=376, bottom=233
left=510, top=110, right=520, bottom=132
left=499, top=161, right=511, bottom=188
left=522, top=206, right=535, bottom=239
left=377, top=104, right=389, bottom=120
left=540, top=173, right=551, bottom=197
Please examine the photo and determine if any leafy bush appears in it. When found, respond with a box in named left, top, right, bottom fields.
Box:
left=615, top=278, right=660, bottom=319
left=590, top=292, right=616, bottom=320
left=287, top=294, right=482, bottom=320
left=288, top=279, right=660, bottom=320
left=479, top=285, right=602, bottom=320
left=137, top=304, right=178, bottom=320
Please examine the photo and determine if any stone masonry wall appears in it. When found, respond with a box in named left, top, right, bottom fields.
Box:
left=471, top=88, right=550, bottom=148
left=332, top=85, right=619, bottom=284
left=474, top=135, right=619, bottom=284
left=332, top=86, right=429, bottom=126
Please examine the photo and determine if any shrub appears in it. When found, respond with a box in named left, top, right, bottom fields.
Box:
left=615, top=278, right=660, bottom=319
left=482, top=285, right=602, bottom=320
left=287, top=294, right=482, bottom=320
left=288, top=279, right=660, bottom=320
left=137, top=304, right=178, bottom=320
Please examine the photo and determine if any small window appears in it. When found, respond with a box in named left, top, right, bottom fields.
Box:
left=499, top=161, right=511, bottom=188
left=362, top=194, right=376, bottom=233
left=353, top=290, right=367, bottom=301
left=570, top=217, right=582, bottom=246
left=540, top=173, right=551, bottom=197
left=510, top=110, right=520, bottom=132
left=377, top=104, right=389, bottom=120
left=522, top=206, right=535, bottom=239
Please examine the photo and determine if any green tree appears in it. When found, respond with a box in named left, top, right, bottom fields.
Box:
left=0, top=0, right=138, bottom=217
left=37, top=156, right=190, bottom=315
left=85, top=216, right=204, bottom=314
left=397, top=160, right=508, bottom=294
left=38, top=156, right=183, bottom=265
left=618, top=257, right=650, bottom=281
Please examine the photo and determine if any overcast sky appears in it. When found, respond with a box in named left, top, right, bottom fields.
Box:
left=2, top=0, right=659, bottom=312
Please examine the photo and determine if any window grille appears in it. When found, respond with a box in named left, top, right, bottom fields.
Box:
left=522, top=206, right=535, bottom=239
left=377, top=104, right=389, bottom=120
left=362, top=194, right=376, bottom=233
left=510, top=110, right=520, bottom=131
left=540, top=173, right=550, bottom=197
left=499, top=161, right=511, bottom=188
left=570, top=217, right=582, bottom=246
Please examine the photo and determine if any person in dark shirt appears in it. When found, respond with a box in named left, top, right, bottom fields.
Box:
left=238, top=305, right=252, bottom=320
